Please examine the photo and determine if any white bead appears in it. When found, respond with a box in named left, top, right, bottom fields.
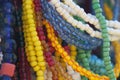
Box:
left=60, top=9, right=66, bottom=15
left=64, top=12, right=71, bottom=20
left=55, top=2, right=61, bottom=8
left=72, top=20, right=78, bottom=27
left=56, top=7, right=63, bottom=13
left=67, top=17, right=74, bottom=23
left=51, top=0, right=58, bottom=5
left=72, top=72, right=81, bottom=80
left=74, top=5, right=80, bottom=13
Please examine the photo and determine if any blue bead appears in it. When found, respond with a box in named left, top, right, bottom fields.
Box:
left=2, top=75, right=11, bottom=80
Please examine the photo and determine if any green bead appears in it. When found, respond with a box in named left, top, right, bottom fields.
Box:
left=96, top=13, right=102, bottom=18
left=108, top=73, right=116, bottom=80
left=103, top=47, right=110, bottom=52
left=103, top=52, right=110, bottom=57
left=101, top=24, right=106, bottom=29
left=105, top=65, right=112, bottom=71
left=99, top=16, right=106, bottom=22
left=102, top=29, right=108, bottom=33
left=92, top=0, right=99, bottom=4
left=104, top=61, right=111, bottom=65
left=83, top=58, right=88, bottom=63
left=103, top=42, right=110, bottom=47
left=103, top=37, right=109, bottom=42
left=107, top=70, right=114, bottom=74
left=102, top=34, right=109, bottom=38
left=103, top=57, right=110, bottom=62
left=95, top=8, right=102, bottom=13
left=99, top=19, right=106, bottom=24
left=93, top=4, right=100, bottom=9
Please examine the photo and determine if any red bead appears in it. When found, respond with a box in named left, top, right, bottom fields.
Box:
left=40, top=36, right=46, bottom=40
left=39, top=31, right=44, bottom=35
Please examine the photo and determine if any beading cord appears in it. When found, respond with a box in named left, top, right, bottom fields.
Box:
left=0, top=1, right=16, bottom=79
left=92, top=0, right=116, bottom=80
left=40, top=0, right=102, bottom=50
left=44, top=20, right=109, bottom=80
left=22, top=0, right=46, bottom=80
left=34, top=0, right=58, bottom=79
left=49, top=0, right=120, bottom=40
left=13, top=0, right=32, bottom=79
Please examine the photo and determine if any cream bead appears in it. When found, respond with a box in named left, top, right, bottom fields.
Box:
left=55, top=2, right=61, bottom=8
left=72, top=72, right=81, bottom=80
left=51, top=0, right=59, bottom=5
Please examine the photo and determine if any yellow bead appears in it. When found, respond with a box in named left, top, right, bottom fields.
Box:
left=71, top=51, right=77, bottom=56
left=31, top=31, right=37, bottom=36
left=36, top=70, right=44, bottom=76
left=64, top=56, right=70, bottom=61
left=27, top=46, right=34, bottom=51
left=27, top=19, right=35, bottom=24
left=32, top=37, right=39, bottom=42
left=37, top=56, right=44, bottom=62
left=70, top=45, right=76, bottom=51
left=33, top=66, right=40, bottom=72
left=36, top=76, right=44, bottom=80
left=27, top=14, right=34, bottom=19
left=35, top=46, right=42, bottom=51
left=36, top=50, right=43, bottom=56
left=29, top=23, right=36, bottom=27
left=34, top=41, right=41, bottom=46
left=29, top=51, right=36, bottom=56
left=38, top=62, right=46, bottom=67
left=58, top=48, right=64, bottom=53
left=29, top=27, right=36, bottom=32
left=30, top=61, right=37, bottom=67
left=30, top=56, right=36, bottom=61
left=41, top=66, right=46, bottom=71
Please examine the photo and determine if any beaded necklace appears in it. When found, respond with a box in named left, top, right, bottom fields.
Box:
left=34, top=0, right=59, bottom=79
left=0, top=1, right=16, bottom=79
left=49, top=0, right=120, bottom=40
left=40, top=0, right=102, bottom=50
left=22, top=0, right=46, bottom=80
left=14, top=0, right=32, bottom=79
left=92, top=0, right=115, bottom=80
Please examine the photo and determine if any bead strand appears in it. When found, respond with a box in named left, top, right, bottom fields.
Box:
left=92, top=0, right=116, bottom=80
left=34, top=0, right=59, bottom=79
left=22, top=0, right=46, bottom=80
left=77, top=49, right=91, bottom=80
left=14, top=0, right=32, bottom=79
left=70, top=45, right=77, bottom=60
left=63, top=0, right=120, bottom=29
